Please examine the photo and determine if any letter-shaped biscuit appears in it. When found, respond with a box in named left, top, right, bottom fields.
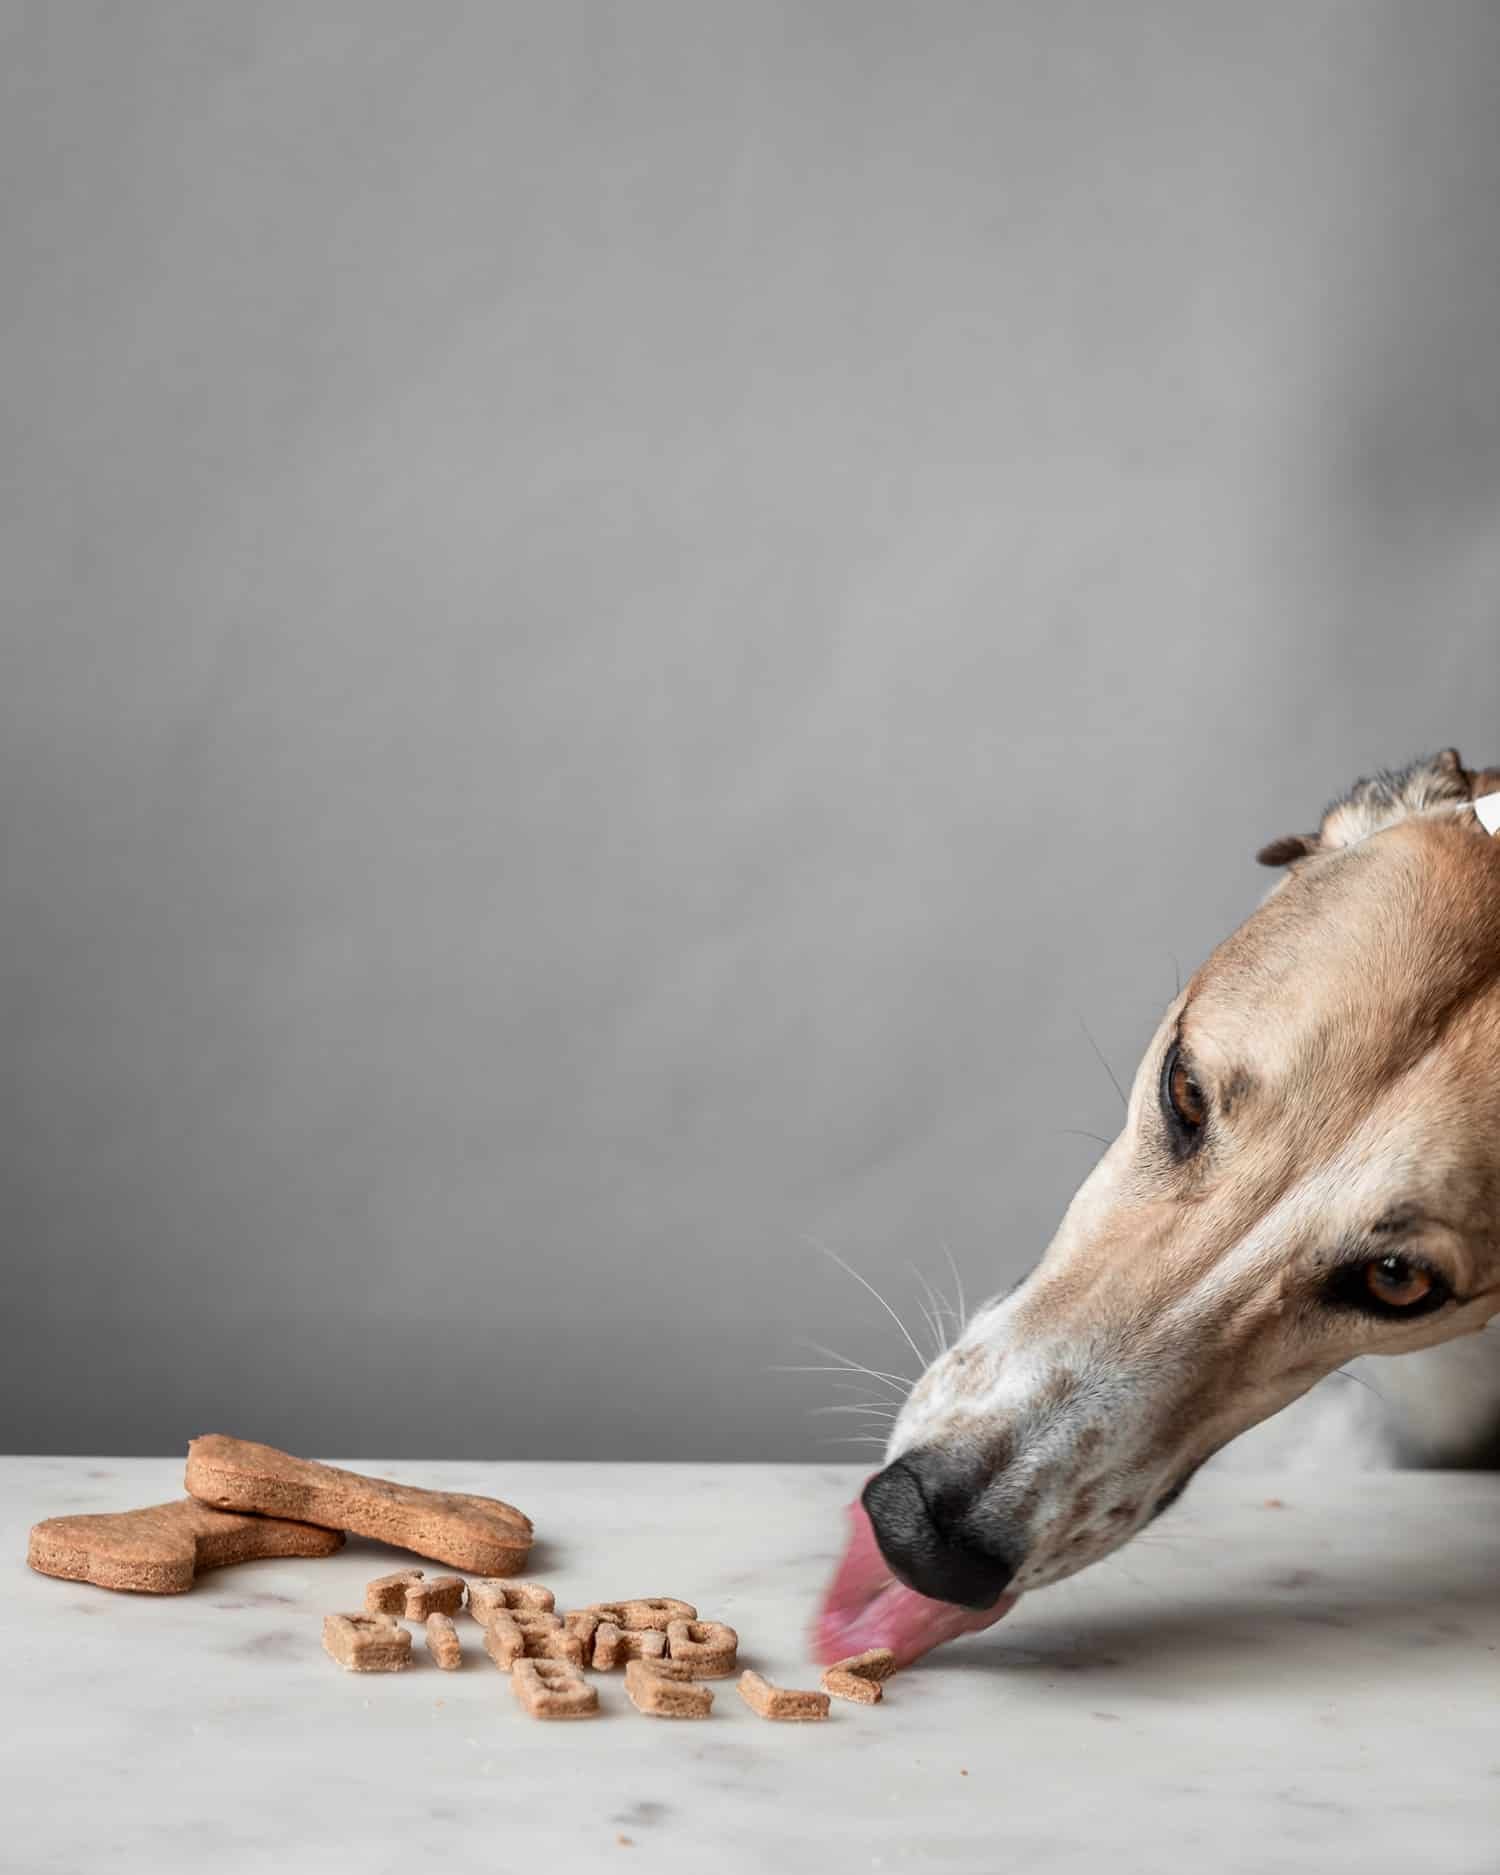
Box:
left=563, top=1610, right=600, bottom=1654
left=468, top=1579, right=554, bottom=1622
left=737, top=1670, right=830, bottom=1722
left=498, top=1610, right=583, bottom=1664
left=511, top=1658, right=598, bottom=1720
left=365, top=1569, right=425, bottom=1614
left=185, top=1435, right=532, bottom=1575
left=624, top=1659, right=713, bottom=1718
left=591, top=1622, right=667, bottom=1670
left=405, top=1575, right=465, bottom=1619
left=323, top=1612, right=412, bottom=1673
left=483, top=1613, right=525, bottom=1670
left=425, top=1613, right=462, bottom=1670
left=28, top=1498, right=343, bottom=1594
left=821, top=1647, right=895, bottom=1704
left=664, top=1618, right=738, bottom=1677
left=588, top=1597, right=696, bottom=1631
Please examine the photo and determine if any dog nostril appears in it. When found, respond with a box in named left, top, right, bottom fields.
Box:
left=862, top=1451, right=1021, bottom=1611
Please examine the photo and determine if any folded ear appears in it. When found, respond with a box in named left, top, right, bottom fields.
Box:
left=1256, top=748, right=1484, bottom=869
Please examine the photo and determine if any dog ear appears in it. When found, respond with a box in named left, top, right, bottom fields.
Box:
left=1257, top=749, right=1478, bottom=869
left=1255, top=833, right=1318, bottom=869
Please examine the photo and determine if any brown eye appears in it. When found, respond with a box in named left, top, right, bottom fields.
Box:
left=1168, top=1056, right=1207, bottom=1130
left=1160, top=1043, right=1208, bottom=1156
left=1364, top=1255, right=1433, bottom=1310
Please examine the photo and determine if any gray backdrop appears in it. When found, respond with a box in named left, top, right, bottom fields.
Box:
left=4, top=2, right=1500, bottom=1459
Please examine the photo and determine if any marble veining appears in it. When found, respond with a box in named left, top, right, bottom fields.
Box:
left=4, top=1459, right=1498, bottom=1873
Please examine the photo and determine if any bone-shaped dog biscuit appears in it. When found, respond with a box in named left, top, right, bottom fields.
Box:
left=28, top=1497, right=343, bottom=1594
left=185, top=1435, right=532, bottom=1575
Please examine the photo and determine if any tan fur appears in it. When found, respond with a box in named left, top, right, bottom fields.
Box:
left=889, top=754, right=1500, bottom=1594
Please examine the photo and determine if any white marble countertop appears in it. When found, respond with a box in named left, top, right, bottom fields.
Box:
left=4, top=1458, right=1498, bottom=1874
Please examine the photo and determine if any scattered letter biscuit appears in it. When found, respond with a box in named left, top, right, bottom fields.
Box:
left=527, top=1629, right=585, bottom=1665
left=425, top=1613, right=462, bottom=1670
left=185, top=1435, right=532, bottom=1576
left=588, top=1597, right=696, bottom=1631
left=505, top=1610, right=562, bottom=1636
left=483, top=1614, right=525, bottom=1670
left=664, top=1619, right=738, bottom=1677
left=499, top=1610, right=582, bottom=1664
left=821, top=1648, right=896, bottom=1704
left=323, top=1612, right=412, bottom=1673
left=405, top=1575, right=466, bottom=1619
left=830, top=1647, right=894, bottom=1684
left=592, top=1622, right=667, bottom=1669
left=27, top=1498, right=343, bottom=1595
left=737, top=1670, right=830, bottom=1722
left=625, top=1659, right=713, bottom=1719
left=511, top=1658, right=598, bottom=1720
left=822, top=1667, right=880, bottom=1704
left=468, top=1579, right=554, bottom=1623
left=365, top=1569, right=424, bottom=1614
left=563, top=1610, right=600, bottom=1655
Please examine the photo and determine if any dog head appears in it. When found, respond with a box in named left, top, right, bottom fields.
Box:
left=861, top=750, right=1500, bottom=1611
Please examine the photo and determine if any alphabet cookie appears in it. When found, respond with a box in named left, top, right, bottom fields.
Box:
left=587, top=1597, right=696, bottom=1631
left=737, top=1670, right=830, bottom=1722
left=664, top=1618, right=738, bottom=1677
left=425, top=1614, right=463, bottom=1670
left=624, top=1659, right=714, bottom=1719
left=821, top=1647, right=895, bottom=1704
left=511, top=1658, right=598, bottom=1720
left=323, top=1612, right=412, bottom=1672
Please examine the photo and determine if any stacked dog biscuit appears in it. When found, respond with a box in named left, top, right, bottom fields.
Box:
left=26, top=1435, right=534, bottom=1591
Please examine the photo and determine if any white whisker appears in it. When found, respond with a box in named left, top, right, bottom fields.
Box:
left=910, top=1263, right=953, bottom=1358
left=940, top=1240, right=969, bottom=1337
left=780, top=1357, right=907, bottom=1402
left=807, top=1240, right=928, bottom=1370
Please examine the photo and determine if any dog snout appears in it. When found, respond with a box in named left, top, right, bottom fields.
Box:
left=861, top=1448, right=1022, bottom=1609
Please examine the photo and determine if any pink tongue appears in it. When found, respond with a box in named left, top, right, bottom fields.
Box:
left=812, top=1489, right=1019, bottom=1669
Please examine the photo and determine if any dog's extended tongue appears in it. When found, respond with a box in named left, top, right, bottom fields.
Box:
left=812, top=1492, right=1019, bottom=1669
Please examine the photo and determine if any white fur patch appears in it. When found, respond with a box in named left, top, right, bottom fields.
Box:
left=1473, top=789, right=1500, bottom=835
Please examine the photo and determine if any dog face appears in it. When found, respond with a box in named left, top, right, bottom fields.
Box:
left=865, top=754, right=1500, bottom=1607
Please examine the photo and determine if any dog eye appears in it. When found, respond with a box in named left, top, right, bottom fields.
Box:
left=1364, top=1255, right=1434, bottom=1309
left=1160, top=1042, right=1208, bottom=1153
left=1326, top=1253, right=1449, bottom=1319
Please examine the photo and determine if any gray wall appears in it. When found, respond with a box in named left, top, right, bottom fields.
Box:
left=4, top=2, right=1500, bottom=1458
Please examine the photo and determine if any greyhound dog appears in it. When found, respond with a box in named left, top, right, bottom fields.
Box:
left=816, top=749, right=1500, bottom=1666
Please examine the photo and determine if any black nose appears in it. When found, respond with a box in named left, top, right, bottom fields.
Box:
left=862, top=1449, right=1020, bottom=1609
